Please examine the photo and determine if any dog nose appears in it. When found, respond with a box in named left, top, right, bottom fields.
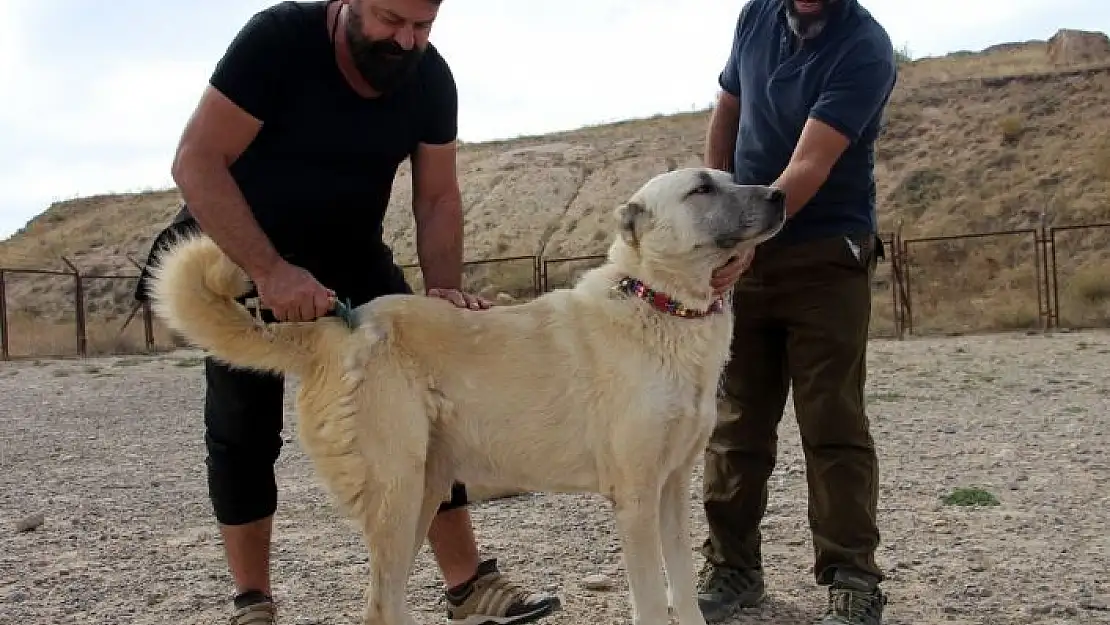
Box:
left=768, top=188, right=785, bottom=204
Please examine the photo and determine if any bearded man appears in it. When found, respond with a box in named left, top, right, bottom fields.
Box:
left=135, top=2, right=563, bottom=624
left=694, top=1, right=897, bottom=624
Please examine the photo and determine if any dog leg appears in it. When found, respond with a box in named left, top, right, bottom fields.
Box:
left=359, top=477, right=424, bottom=625
left=408, top=453, right=455, bottom=571
left=660, top=466, right=706, bottom=625
left=613, top=481, right=670, bottom=625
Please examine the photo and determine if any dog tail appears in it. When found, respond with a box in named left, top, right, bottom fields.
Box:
left=146, top=234, right=345, bottom=378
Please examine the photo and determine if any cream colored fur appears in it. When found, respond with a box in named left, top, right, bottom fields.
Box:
left=146, top=167, right=786, bottom=625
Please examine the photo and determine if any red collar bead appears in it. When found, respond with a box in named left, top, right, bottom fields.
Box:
left=614, top=276, right=724, bottom=319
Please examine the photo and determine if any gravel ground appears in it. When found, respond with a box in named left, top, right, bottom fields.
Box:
left=1, top=330, right=1108, bottom=625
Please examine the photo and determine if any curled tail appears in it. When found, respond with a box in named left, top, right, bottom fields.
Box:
left=145, top=234, right=345, bottom=378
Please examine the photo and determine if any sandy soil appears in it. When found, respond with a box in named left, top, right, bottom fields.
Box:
left=1, top=330, right=1108, bottom=625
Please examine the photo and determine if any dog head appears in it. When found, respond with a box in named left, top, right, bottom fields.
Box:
left=609, top=167, right=786, bottom=308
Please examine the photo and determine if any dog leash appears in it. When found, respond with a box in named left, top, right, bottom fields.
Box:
left=331, top=297, right=358, bottom=328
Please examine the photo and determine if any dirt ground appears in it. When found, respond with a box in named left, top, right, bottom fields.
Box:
left=1, top=330, right=1108, bottom=625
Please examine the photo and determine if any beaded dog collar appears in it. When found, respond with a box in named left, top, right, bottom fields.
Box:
left=613, top=276, right=724, bottom=319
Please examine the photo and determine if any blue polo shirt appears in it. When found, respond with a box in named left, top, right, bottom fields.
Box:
left=719, top=0, right=897, bottom=245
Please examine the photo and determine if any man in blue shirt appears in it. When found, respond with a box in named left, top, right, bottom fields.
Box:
left=696, top=1, right=897, bottom=624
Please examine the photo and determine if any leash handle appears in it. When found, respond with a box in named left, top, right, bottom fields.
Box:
left=243, top=295, right=359, bottom=329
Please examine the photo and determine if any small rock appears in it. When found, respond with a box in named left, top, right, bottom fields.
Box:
left=16, top=513, right=45, bottom=532
left=582, top=574, right=614, bottom=591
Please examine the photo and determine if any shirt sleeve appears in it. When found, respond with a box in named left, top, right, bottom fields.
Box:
left=208, top=9, right=291, bottom=123
left=717, top=0, right=758, bottom=97
left=808, top=44, right=897, bottom=144
left=418, top=50, right=459, bottom=146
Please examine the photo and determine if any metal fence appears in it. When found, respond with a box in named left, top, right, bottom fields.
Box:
left=2, top=222, right=1108, bottom=360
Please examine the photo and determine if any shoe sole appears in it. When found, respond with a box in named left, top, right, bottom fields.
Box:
left=449, top=597, right=562, bottom=625
left=700, top=591, right=767, bottom=623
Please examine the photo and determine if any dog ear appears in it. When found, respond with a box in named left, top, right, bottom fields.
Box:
left=615, top=200, right=651, bottom=247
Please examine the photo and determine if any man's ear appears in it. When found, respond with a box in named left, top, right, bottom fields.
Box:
left=615, top=200, right=651, bottom=247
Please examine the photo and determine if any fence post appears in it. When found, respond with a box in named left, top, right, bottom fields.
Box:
left=61, top=256, right=87, bottom=357
left=0, top=269, right=8, bottom=360
left=901, top=237, right=914, bottom=336
left=532, top=255, right=541, bottom=298
left=1034, top=225, right=1047, bottom=331
left=1048, top=227, right=1061, bottom=329
left=888, top=230, right=903, bottom=340
left=126, top=254, right=156, bottom=352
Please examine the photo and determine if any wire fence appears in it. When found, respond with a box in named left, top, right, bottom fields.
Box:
left=1, top=222, right=1108, bottom=360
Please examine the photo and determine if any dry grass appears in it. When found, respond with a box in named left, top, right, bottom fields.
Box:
left=3, top=312, right=181, bottom=360
left=2, top=29, right=1110, bottom=353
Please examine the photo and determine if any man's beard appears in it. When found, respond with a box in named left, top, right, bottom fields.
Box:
left=784, top=0, right=838, bottom=39
left=345, top=6, right=424, bottom=93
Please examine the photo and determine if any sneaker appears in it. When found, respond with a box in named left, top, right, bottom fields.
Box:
left=820, top=570, right=887, bottom=625
left=229, top=590, right=276, bottom=625
left=696, top=561, right=766, bottom=623
left=445, top=558, right=562, bottom=625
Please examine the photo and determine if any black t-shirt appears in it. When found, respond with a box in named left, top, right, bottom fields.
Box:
left=180, top=0, right=457, bottom=290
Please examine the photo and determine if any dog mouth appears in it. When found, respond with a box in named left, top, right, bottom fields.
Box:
left=717, top=253, right=741, bottom=271
left=714, top=234, right=743, bottom=249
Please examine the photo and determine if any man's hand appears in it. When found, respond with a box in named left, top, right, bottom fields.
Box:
left=710, top=249, right=755, bottom=295
left=253, top=259, right=336, bottom=322
left=426, top=287, right=492, bottom=310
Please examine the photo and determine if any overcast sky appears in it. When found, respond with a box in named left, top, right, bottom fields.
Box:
left=1, top=0, right=1107, bottom=240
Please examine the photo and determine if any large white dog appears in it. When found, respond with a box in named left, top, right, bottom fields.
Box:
left=146, top=167, right=786, bottom=625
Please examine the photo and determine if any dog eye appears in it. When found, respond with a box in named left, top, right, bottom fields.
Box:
left=691, top=184, right=714, bottom=195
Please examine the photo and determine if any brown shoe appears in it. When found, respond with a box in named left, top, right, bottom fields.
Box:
left=445, top=559, right=562, bottom=625
left=229, top=590, right=276, bottom=625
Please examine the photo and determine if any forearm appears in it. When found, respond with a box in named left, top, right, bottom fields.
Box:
left=771, top=158, right=833, bottom=219
left=704, top=101, right=740, bottom=171
left=413, top=193, right=464, bottom=291
left=171, top=150, right=283, bottom=280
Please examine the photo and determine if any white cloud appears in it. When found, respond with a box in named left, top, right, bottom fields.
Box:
left=1, top=0, right=1108, bottom=241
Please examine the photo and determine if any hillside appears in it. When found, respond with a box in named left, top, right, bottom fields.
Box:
left=2, top=28, right=1110, bottom=355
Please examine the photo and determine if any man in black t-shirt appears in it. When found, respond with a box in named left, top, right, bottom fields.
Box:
left=137, top=2, right=562, bottom=624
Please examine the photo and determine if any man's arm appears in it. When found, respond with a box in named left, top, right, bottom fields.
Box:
left=704, top=90, right=740, bottom=171
left=410, top=50, right=488, bottom=308
left=171, top=9, right=335, bottom=321
left=705, top=1, right=754, bottom=292
left=410, top=140, right=464, bottom=292
left=171, top=9, right=290, bottom=280
left=770, top=118, right=851, bottom=218
left=171, top=87, right=282, bottom=279
left=773, top=54, right=897, bottom=218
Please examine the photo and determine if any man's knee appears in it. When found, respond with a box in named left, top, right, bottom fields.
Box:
left=206, top=453, right=280, bottom=525
left=203, top=357, right=285, bottom=525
